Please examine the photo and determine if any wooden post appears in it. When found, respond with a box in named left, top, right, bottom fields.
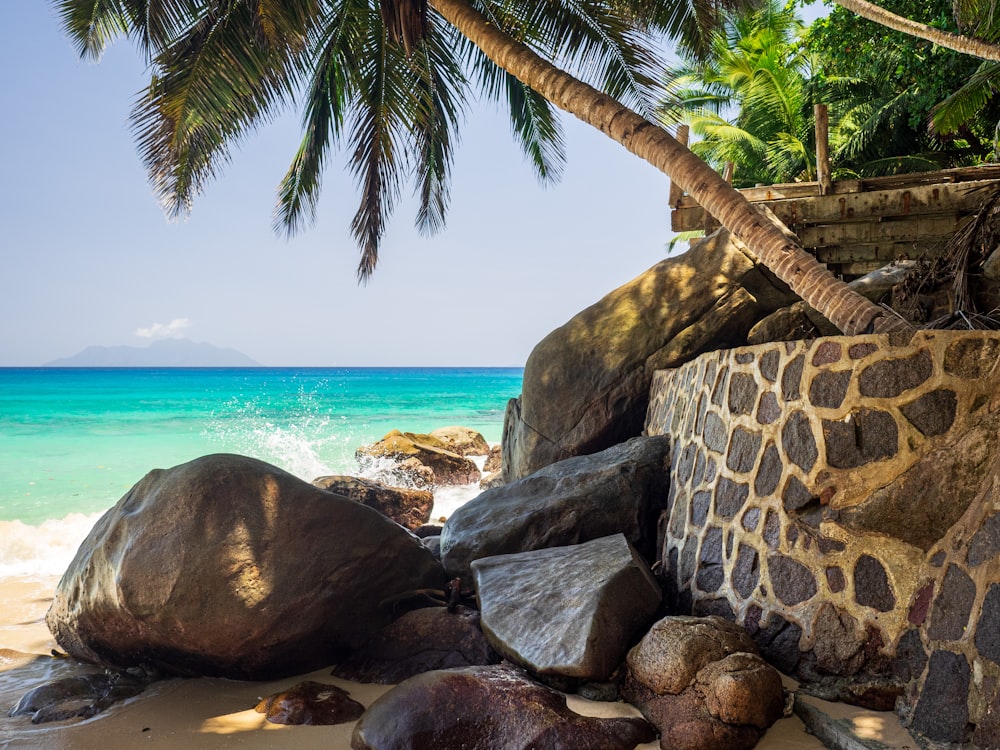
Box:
left=723, top=161, right=735, bottom=184
left=668, top=124, right=689, bottom=207
left=815, top=104, right=832, bottom=196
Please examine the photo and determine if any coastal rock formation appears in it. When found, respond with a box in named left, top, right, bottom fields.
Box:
left=621, top=616, right=784, bottom=750
left=502, top=228, right=795, bottom=482
left=312, top=474, right=433, bottom=530
left=350, top=663, right=656, bottom=750
left=46, top=454, right=447, bottom=679
left=472, top=535, right=661, bottom=683
left=440, top=435, right=670, bottom=581
left=356, top=430, right=481, bottom=486
left=429, top=426, right=490, bottom=456
left=253, top=681, right=365, bottom=725
left=332, top=605, right=500, bottom=683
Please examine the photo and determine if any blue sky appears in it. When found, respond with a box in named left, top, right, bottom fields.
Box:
left=0, top=1, right=691, bottom=367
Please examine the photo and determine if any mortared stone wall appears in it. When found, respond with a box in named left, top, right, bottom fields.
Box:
left=645, top=329, right=1000, bottom=746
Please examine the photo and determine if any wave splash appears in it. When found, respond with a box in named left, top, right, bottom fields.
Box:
left=0, top=513, right=105, bottom=578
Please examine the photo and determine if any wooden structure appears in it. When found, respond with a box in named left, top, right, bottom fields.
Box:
left=668, top=111, right=1000, bottom=278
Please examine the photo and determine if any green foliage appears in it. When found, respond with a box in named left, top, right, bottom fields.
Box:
left=805, top=0, right=999, bottom=175
left=658, top=0, right=827, bottom=187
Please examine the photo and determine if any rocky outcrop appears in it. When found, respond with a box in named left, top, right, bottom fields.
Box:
left=621, top=616, right=785, bottom=750
left=502, top=228, right=795, bottom=482
left=357, top=430, right=481, bottom=486
left=333, top=605, right=500, bottom=683
left=440, top=436, right=671, bottom=581
left=429, top=426, right=490, bottom=457
left=254, top=682, right=365, bottom=725
left=312, top=474, right=433, bottom=530
left=46, top=454, right=447, bottom=679
left=350, top=663, right=656, bottom=750
left=472, top=535, right=661, bottom=683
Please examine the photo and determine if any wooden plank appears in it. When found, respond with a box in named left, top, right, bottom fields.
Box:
left=671, top=179, right=1000, bottom=233
left=800, top=214, right=967, bottom=247
left=814, top=241, right=949, bottom=264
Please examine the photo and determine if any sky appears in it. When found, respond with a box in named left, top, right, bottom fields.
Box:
left=0, top=1, right=689, bottom=367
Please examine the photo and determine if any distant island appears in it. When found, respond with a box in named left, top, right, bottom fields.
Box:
left=45, top=339, right=261, bottom=367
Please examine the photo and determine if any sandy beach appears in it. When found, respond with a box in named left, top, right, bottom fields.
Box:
left=1, top=575, right=920, bottom=750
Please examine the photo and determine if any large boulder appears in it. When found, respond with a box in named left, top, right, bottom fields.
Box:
left=621, top=616, right=785, bottom=750
left=502, top=228, right=795, bottom=481
left=440, top=435, right=671, bottom=581
left=46, top=454, right=447, bottom=679
left=357, top=430, right=481, bottom=486
left=350, top=663, right=656, bottom=750
left=312, top=474, right=433, bottom=531
left=472, top=534, right=661, bottom=683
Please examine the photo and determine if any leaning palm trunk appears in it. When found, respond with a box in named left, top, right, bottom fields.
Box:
left=831, top=0, right=1000, bottom=62
left=432, top=0, right=905, bottom=335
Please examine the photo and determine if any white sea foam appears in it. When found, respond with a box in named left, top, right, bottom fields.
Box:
left=0, top=512, right=104, bottom=578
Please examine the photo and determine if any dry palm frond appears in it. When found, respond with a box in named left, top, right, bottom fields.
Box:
left=893, top=189, right=1000, bottom=329
left=379, top=0, right=428, bottom=55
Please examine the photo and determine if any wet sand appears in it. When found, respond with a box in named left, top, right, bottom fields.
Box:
left=0, top=576, right=913, bottom=749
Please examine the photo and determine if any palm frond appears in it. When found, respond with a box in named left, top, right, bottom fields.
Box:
left=410, top=14, right=468, bottom=235
left=274, top=0, right=368, bottom=237
left=931, top=61, right=1000, bottom=134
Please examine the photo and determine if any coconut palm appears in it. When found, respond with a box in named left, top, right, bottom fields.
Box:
left=831, top=0, right=1000, bottom=61
left=658, top=1, right=823, bottom=187
left=56, top=0, right=903, bottom=335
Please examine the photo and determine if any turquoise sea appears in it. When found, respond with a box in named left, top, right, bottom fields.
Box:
left=0, top=367, right=522, bottom=577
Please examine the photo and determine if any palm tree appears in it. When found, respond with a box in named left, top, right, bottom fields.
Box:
left=659, top=1, right=821, bottom=187
left=56, top=0, right=903, bottom=335
left=831, top=0, right=1000, bottom=61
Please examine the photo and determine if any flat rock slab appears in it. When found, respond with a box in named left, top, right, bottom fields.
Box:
left=441, top=435, right=670, bottom=581
left=350, top=663, right=656, bottom=750
left=472, top=534, right=661, bottom=682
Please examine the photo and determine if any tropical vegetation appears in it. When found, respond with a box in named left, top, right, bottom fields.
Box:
left=56, top=0, right=911, bottom=335
left=659, top=0, right=1000, bottom=188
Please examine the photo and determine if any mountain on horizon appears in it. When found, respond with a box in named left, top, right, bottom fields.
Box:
left=44, top=339, right=261, bottom=367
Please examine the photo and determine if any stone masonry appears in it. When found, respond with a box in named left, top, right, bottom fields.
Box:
left=644, top=330, right=1000, bottom=746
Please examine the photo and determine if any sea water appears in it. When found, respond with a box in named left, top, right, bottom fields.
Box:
left=0, top=367, right=523, bottom=577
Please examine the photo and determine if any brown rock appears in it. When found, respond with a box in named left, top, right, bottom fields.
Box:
left=46, top=454, right=447, bottom=679
left=429, top=426, right=490, bottom=456
left=312, top=475, right=433, bottom=530
left=254, top=681, right=365, bottom=725
left=625, top=616, right=759, bottom=696
left=622, top=617, right=783, bottom=750
left=502, top=228, right=795, bottom=481
left=332, top=606, right=500, bottom=683
left=357, top=430, right=481, bottom=486
left=698, top=652, right=784, bottom=728
left=484, top=444, right=502, bottom=473
left=350, top=663, right=656, bottom=750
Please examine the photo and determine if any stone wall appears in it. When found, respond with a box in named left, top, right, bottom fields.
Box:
left=645, top=330, right=1000, bottom=746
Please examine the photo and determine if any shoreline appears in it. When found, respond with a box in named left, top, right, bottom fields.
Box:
left=0, top=574, right=917, bottom=750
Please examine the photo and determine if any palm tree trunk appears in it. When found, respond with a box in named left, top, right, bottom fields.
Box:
left=430, top=0, right=908, bottom=335
left=832, top=0, right=1000, bottom=62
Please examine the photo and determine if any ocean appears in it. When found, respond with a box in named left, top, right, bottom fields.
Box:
left=0, top=367, right=523, bottom=578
